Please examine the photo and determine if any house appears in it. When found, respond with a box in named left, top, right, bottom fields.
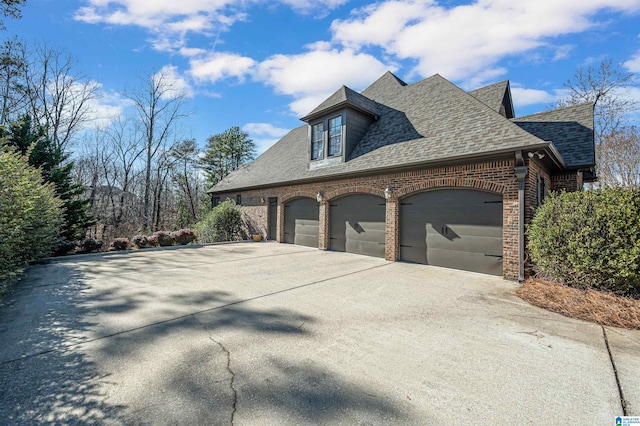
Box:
left=207, top=72, right=595, bottom=281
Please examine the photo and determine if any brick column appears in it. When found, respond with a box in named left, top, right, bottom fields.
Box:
left=277, top=202, right=284, bottom=243
left=385, top=198, right=398, bottom=261
left=318, top=200, right=329, bottom=250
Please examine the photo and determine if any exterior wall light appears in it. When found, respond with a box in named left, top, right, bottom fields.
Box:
left=384, top=186, right=394, bottom=199
left=316, top=192, right=324, bottom=202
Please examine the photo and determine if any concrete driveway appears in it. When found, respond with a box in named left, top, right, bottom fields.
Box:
left=0, top=243, right=638, bottom=425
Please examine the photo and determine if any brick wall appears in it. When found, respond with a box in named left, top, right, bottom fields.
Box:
left=551, top=173, right=581, bottom=192
left=221, top=159, right=524, bottom=280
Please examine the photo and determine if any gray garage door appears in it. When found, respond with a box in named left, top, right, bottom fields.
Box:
left=283, top=197, right=319, bottom=248
left=399, top=189, right=503, bottom=276
left=329, top=194, right=386, bottom=258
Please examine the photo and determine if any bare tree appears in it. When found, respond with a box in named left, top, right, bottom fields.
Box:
left=20, top=42, right=99, bottom=150
left=127, top=68, right=189, bottom=231
left=0, top=37, right=26, bottom=125
left=171, top=139, right=202, bottom=226
left=559, top=59, right=638, bottom=187
left=598, top=126, right=640, bottom=188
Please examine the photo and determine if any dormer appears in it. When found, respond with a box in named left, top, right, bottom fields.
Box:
left=300, top=86, right=378, bottom=169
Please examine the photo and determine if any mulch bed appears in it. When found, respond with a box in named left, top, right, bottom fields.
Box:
left=516, top=279, right=640, bottom=329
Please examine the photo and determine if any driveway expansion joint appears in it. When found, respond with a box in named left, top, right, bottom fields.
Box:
left=602, top=326, right=628, bottom=416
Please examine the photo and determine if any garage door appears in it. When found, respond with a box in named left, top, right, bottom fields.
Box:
left=329, top=194, right=386, bottom=258
left=283, top=197, right=319, bottom=248
left=399, top=189, right=503, bottom=276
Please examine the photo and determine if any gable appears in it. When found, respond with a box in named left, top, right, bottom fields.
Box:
left=468, top=80, right=514, bottom=118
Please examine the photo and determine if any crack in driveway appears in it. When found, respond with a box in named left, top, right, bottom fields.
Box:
left=602, top=326, right=628, bottom=416
left=193, top=315, right=238, bottom=425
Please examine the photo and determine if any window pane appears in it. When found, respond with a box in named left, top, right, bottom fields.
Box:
left=328, top=116, right=342, bottom=156
left=312, top=123, right=324, bottom=159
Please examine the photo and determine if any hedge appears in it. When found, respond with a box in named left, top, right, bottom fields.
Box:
left=194, top=200, right=242, bottom=243
left=0, top=146, right=63, bottom=280
left=528, top=188, right=640, bottom=296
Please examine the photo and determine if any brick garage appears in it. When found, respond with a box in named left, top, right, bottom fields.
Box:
left=209, top=72, right=594, bottom=280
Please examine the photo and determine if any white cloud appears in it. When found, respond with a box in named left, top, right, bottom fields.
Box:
left=331, top=0, right=640, bottom=85
left=189, top=52, right=256, bottom=83
left=624, top=50, right=640, bottom=73
left=510, top=87, right=557, bottom=108
left=85, top=87, right=133, bottom=129
left=74, top=0, right=346, bottom=53
left=154, top=65, right=194, bottom=98
left=242, top=122, right=289, bottom=138
left=256, top=48, right=395, bottom=116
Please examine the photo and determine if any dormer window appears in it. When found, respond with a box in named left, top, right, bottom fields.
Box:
left=328, top=116, right=342, bottom=156
left=312, top=122, right=324, bottom=160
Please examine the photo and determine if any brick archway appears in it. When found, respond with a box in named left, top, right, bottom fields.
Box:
left=396, top=178, right=505, bottom=198
left=280, top=191, right=318, bottom=205
left=325, top=185, right=386, bottom=201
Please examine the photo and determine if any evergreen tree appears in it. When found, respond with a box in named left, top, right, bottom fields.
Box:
left=1, top=115, right=95, bottom=241
left=200, top=126, right=256, bottom=187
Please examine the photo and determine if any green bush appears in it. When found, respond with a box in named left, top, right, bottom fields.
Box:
left=0, top=146, right=63, bottom=280
left=528, top=188, right=640, bottom=296
left=109, top=238, right=130, bottom=251
left=194, top=199, right=242, bottom=243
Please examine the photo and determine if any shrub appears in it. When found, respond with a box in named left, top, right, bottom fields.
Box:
left=146, top=234, right=159, bottom=247
left=194, top=199, right=243, bottom=243
left=52, top=238, right=77, bottom=257
left=153, top=231, right=174, bottom=247
left=77, top=237, right=104, bottom=254
left=528, top=188, right=640, bottom=296
left=0, top=146, right=64, bottom=280
left=170, top=229, right=196, bottom=245
left=132, top=235, right=153, bottom=249
left=109, top=238, right=130, bottom=251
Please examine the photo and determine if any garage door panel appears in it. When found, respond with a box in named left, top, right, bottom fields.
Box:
left=329, top=194, right=386, bottom=258
left=284, top=198, right=319, bottom=248
left=426, top=232, right=502, bottom=256
left=399, top=189, right=503, bottom=276
left=426, top=248, right=503, bottom=276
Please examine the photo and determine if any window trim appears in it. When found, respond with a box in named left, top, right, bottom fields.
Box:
left=310, top=111, right=345, bottom=161
left=311, top=122, right=324, bottom=160
left=328, top=115, right=343, bottom=157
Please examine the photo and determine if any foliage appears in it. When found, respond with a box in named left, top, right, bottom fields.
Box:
left=0, top=0, right=25, bottom=30
left=170, top=229, right=197, bottom=245
left=1, top=115, right=95, bottom=240
left=77, top=237, right=103, bottom=254
left=132, top=235, right=152, bottom=249
left=109, top=238, right=130, bottom=251
left=528, top=188, right=640, bottom=296
left=153, top=231, right=174, bottom=247
left=0, top=144, right=63, bottom=280
left=194, top=199, right=243, bottom=243
left=52, top=238, right=77, bottom=257
left=200, top=126, right=256, bottom=187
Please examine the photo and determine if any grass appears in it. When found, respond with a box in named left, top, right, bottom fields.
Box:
left=516, top=278, right=640, bottom=330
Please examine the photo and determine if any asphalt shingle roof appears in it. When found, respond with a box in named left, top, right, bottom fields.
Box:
left=468, top=80, right=513, bottom=118
left=210, top=72, right=594, bottom=193
left=302, top=85, right=378, bottom=121
left=512, top=103, right=595, bottom=168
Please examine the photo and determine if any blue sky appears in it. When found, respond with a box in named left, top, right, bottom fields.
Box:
left=6, top=0, right=640, bottom=154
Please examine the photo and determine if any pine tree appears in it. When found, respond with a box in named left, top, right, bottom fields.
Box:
left=1, top=115, right=95, bottom=242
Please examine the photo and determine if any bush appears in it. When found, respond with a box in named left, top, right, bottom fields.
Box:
left=109, top=238, right=130, bottom=251
left=77, top=237, right=104, bottom=254
left=146, top=234, right=159, bottom=247
left=52, top=238, right=77, bottom=257
left=153, top=231, right=174, bottom=247
left=171, top=229, right=196, bottom=245
left=132, top=235, right=153, bottom=249
left=528, top=188, right=640, bottom=296
left=0, top=147, right=64, bottom=280
left=194, top=200, right=243, bottom=243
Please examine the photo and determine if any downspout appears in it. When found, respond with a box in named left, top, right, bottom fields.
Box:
left=514, top=151, right=528, bottom=283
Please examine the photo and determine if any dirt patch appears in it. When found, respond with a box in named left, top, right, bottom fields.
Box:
left=516, top=279, right=640, bottom=330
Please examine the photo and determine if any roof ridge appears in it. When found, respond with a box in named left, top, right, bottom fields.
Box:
left=513, top=102, right=593, bottom=120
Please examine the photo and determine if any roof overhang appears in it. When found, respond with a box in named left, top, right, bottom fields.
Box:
left=300, top=101, right=378, bottom=123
